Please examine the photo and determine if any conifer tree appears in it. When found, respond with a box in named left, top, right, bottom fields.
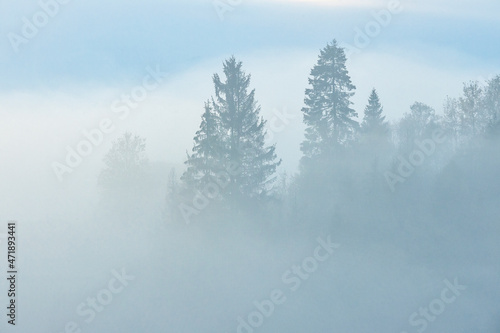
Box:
left=301, top=40, right=358, bottom=161
left=181, top=101, right=223, bottom=190
left=361, top=88, right=389, bottom=139
left=182, top=57, right=281, bottom=204
left=212, top=57, right=281, bottom=199
left=358, top=89, right=392, bottom=196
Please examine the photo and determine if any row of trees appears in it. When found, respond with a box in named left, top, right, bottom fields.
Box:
left=96, top=40, right=500, bottom=228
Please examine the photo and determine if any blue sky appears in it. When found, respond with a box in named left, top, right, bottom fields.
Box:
left=1, top=0, right=499, bottom=90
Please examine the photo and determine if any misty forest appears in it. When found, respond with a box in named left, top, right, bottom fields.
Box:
left=59, top=40, right=500, bottom=332
left=8, top=39, right=500, bottom=332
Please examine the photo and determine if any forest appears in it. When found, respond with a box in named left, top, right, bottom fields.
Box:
left=2, top=0, right=499, bottom=330
left=72, top=39, right=500, bottom=332
left=14, top=39, right=496, bottom=333
left=98, top=40, right=500, bottom=239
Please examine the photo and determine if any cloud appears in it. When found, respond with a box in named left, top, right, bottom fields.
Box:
left=260, top=0, right=500, bottom=20
left=403, top=0, right=500, bottom=20
left=1, top=0, right=498, bottom=92
left=255, top=0, right=386, bottom=7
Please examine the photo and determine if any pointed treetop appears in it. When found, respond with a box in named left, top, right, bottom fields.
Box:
left=361, top=88, right=389, bottom=136
left=301, top=39, right=358, bottom=159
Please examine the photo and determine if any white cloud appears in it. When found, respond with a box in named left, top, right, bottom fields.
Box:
left=403, top=0, right=500, bottom=20
left=258, top=0, right=500, bottom=20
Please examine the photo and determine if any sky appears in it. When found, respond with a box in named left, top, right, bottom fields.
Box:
left=1, top=0, right=500, bottom=185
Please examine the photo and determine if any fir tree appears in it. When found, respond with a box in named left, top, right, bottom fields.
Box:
left=181, top=101, right=223, bottom=191
left=356, top=90, right=393, bottom=198
left=361, top=88, right=389, bottom=138
left=301, top=40, right=358, bottom=160
left=182, top=57, right=281, bottom=204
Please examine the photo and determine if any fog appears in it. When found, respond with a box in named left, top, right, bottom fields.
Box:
left=1, top=1, right=500, bottom=332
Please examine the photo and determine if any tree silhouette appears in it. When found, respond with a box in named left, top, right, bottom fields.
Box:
left=99, top=132, right=148, bottom=191
left=182, top=57, right=281, bottom=207
left=301, top=40, right=358, bottom=161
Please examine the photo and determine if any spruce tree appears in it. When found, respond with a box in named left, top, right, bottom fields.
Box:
left=361, top=88, right=389, bottom=138
left=301, top=40, right=358, bottom=160
left=182, top=57, right=281, bottom=204
left=359, top=89, right=392, bottom=191
left=181, top=101, right=223, bottom=191
left=298, top=40, right=359, bottom=221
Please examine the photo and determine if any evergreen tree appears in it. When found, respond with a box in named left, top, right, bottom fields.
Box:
left=297, top=40, right=359, bottom=223
left=301, top=40, right=358, bottom=160
left=212, top=58, right=280, bottom=199
left=182, top=57, right=281, bottom=204
left=361, top=88, right=389, bottom=138
left=358, top=89, right=392, bottom=197
left=181, top=101, right=223, bottom=191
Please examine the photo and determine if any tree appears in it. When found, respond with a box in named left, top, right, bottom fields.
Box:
left=181, top=101, right=223, bottom=191
left=98, top=132, right=150, bottom=221
left=458, top=81, right=485, bottom=140
left=443, top=96, right=461, bottom=149
left=484, top=75, right=500, bottom=135
left=182, top=57, right=281, bottom=205
left=297, top=40, right=359, bottom=223
left=358, top=89, right=392, bottom=185
left=397, top=102, right=438, bottom=153
left=165, top=168, right=182, bottom=222
left=301, top=40, right=358, bottom=160
left=99, top=132, right=148, bottom=191
left=444, top=79, right=498, bottom=147
left=361, top=88, right=389, bottom=139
